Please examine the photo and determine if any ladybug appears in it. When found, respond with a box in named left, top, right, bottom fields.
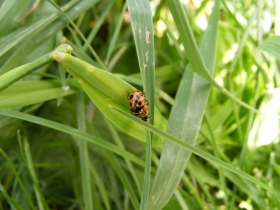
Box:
left=127, top=90, right=149, bottom=121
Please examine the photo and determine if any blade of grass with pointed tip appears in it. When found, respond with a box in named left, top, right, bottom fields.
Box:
left=147, top=1, right=219, bottom=209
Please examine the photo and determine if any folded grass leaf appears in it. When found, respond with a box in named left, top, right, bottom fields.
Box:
left=53, top=48, right=166, bottom=145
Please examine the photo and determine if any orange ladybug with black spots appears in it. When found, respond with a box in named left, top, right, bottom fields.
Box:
left=127, top=90, right=149, bottom=122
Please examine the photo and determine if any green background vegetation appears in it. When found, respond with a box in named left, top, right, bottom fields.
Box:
left=1, top=0, right=280, bottom=209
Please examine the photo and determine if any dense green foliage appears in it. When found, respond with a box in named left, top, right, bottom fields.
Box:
left=1, top=0, right=280, bottom=209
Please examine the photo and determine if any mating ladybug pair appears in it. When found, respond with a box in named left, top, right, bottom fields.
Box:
left=127, top=90, right=149, bottom=122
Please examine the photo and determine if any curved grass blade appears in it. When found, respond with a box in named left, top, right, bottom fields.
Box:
left=164, top=0, right=261, bottom=114
left=0, top=108, right=144, bottom=167
left=147, top=1, right=219, bottom=209
left=0, top=43, right=166, bottom=144
left=52, top=49, right=166, bottom=145
left=112, top=107, right=280, bottom=207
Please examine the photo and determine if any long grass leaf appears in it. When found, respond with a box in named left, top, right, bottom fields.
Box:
left=23, top=138, right=49, bottom=210
left=0, top=148, right=36, bottom=210
left=76, top=92, right=93, bottom=210
left=112, top=107, right=280, bottom=207
left=147, top=1, right=219, bottom=209
left=127, top=0, right=155, bottom=209
left=164, top=0, right=262, bottom=114
left=0, top=108, right=144, bottom=167
left=105, top=2, right=128, bottom=64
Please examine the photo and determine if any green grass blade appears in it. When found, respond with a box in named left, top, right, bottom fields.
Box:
left=0, top=44, right=72, bottom=91
left=127, top=0, right=155, bottom=208
left=105, top=2, right=128, bottom=65
left=47, top=0, right=106, bottom=69
left=0, top=54, right=52, bottom=92
left=0, top=183, right=24, bottom=210
left=164, top=0, right=261, bottom=114
left=147, top=1, right=219, bottom=209
left=165, top=0, right=208, bottom=78
left=76, top=92, right=93, bottom=210
left=0, top=148, right=37, bottom=210
left=0, top=108, right=144, bottom=167
left=105, top=117, right=141, bottom=196
left=53, top=49, right=166, bottom=145
left=90, top=162, right=111, bottom=210
left=23, top=137, right=49, bottom=210
left=126, top=0, right=155, bottom=115
left=112, top=107, right=280, bottom=207
left=0, top=0, right=100, bottom=73
left=82, top=1, right=114, bottom=51
left=105, top=151, right=139, bottom=209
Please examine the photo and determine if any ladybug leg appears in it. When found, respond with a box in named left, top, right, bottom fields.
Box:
left=127, top=91, right=131, bottom=100
left=145, top=100, right=149, bottom=105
